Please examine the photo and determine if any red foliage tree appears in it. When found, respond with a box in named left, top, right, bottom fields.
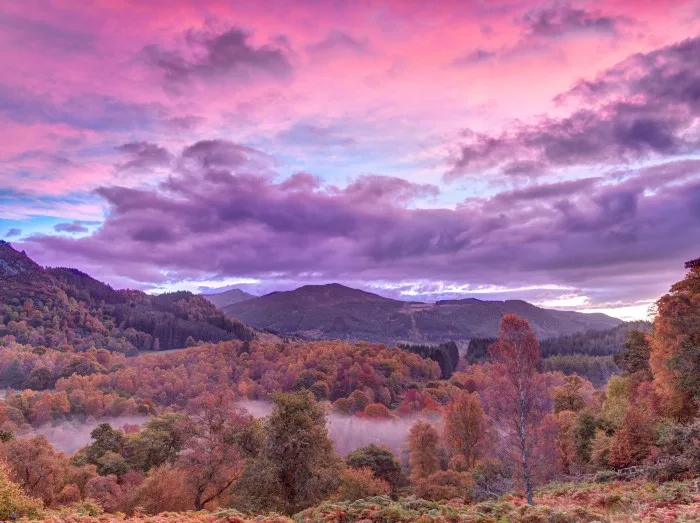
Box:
left=488, top=313, right=543, bottom=505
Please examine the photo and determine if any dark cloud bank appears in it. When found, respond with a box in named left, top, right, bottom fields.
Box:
left=20, top=36, right=700, bottom=306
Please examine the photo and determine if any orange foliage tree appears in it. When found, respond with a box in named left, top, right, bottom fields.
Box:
left=408, top=421, right=440, bottom=483
left=649, top=260, right=700, bottom=419
left=443, top=390, right=489, bottom=470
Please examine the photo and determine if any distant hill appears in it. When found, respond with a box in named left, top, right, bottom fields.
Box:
left=224, top=283, right=622, bottom=343
left=201, top=288, right=256, bottom=308
left=0, top=241, right=254, bottom=354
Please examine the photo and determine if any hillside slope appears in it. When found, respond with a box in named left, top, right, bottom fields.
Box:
left=0, top=241, right=254, bottom=353
left=225, top=283, right=622, bottom=343
left=201, top=288, right=256, bottom=308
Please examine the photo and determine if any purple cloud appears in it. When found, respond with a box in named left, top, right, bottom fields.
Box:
left=450, top=49, right=497, bottom=67
left=448, top=36, right=700, bottom=179
left=306, top=31, right=370, bottom=60
left=5, top=228, right=22, bottom=237
left=18, top=138, right=700, bottom=308
left=522, top=2, right=625, bottom=38
left=145, top=27, right=292, bottom=91
left=116, top=141, right=172, bottom=171
left=53, top=221, right=89, bottom=233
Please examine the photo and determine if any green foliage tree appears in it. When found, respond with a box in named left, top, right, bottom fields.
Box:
left=573, top=410, right=598, bottom=466
left=85, top=424, right=124, bottom=465
left=235, top=391, right=342, bottom=515
left=552, top=376, right=587, bottom=414
left=126, top=413, right=193, bottom=472
left=345, top=444, right=403, bottom=492
left=613, top=330, right=651, bottom=377
left=668, top=340, right=700, bottom=403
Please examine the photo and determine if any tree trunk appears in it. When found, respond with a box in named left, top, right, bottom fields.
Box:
left=518, top=389, right=535, bottom=505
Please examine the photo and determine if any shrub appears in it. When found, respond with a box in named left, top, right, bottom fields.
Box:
left=345, top=444, right=403, bottom=492
left=414, top=470, right=472, bottom=502
left=335, top=467, right=390, bottom=501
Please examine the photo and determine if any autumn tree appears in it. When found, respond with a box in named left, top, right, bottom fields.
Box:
left=178, top=393, right=260, bottom=510
left=443, top=390, right=488, bottom=470
left=552, top=376, right=587, bottom=414
left=649, top=259, right=700, bottom=419
left=488, top=313, right=543, bottom=505
left=414, top=470, right=473, bottom=502
left=0, top=461, right=42, bottom=520
left=132, top=466, right=191, bottom=514
left=408, top=421, right=440, bottom=482
left=2, top=435, right=68, bottom=506
left=554, top=410, right=577, bottom=475
left=608, top=406, right=657, bottom=468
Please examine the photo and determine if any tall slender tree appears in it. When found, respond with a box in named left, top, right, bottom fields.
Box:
left=488, top=313, right=543, bottom=505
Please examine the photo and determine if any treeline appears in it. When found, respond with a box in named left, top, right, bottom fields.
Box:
left=542, top=354, right=618, bottom=388
left=539, top=321, right=652, bottom=357
left=398, top=341, right=460, bottom=378
left=466, top=321, right=652, bottom=386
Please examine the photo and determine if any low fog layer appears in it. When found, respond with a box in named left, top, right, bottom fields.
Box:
left=32, top=401, right=432, bottom=456
left=239, top=400, right=430, bottom=456
left=31, top=416, right=149, bottom=454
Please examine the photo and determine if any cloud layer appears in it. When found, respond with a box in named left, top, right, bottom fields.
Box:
left=2, top=0, right=700, bottom=317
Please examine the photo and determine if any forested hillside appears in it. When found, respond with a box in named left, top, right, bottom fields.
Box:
left=0, top=242, right=254, bottom=354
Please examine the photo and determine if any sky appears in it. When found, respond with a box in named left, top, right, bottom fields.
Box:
left=1, top=0, right=699, bottom=320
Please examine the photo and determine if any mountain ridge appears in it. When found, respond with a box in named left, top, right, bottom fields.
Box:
left=224, top=282, right=622, bottom=343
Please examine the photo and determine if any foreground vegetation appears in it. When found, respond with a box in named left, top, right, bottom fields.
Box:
left=18, top=479, right=700, bottom=522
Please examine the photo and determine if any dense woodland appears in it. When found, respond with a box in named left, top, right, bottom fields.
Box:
left=0, top=252, right=699, bottom=521
left=0, top=242, right=253, bottom=355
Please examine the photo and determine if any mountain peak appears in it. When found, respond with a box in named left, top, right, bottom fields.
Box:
left=0, top=241, right=42, bottom=277
left=201, top=288, right=256, bottom=308
left=274, top=283, right=394, bottom=304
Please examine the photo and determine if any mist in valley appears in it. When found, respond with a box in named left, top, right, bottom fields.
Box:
left=28, top=416, right=149, bottom=454
left=30, top=400, right=434, bottom=457
left=237, top=399, right=433, bottom=456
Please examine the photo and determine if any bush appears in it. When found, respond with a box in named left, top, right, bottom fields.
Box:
left=345, top=444, right=403, bottom=492
left=414, top=470, right=472, bottom=502
left=471, top=459, right=512, bottom=500
left=335, top=467, right=390, bottom=501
